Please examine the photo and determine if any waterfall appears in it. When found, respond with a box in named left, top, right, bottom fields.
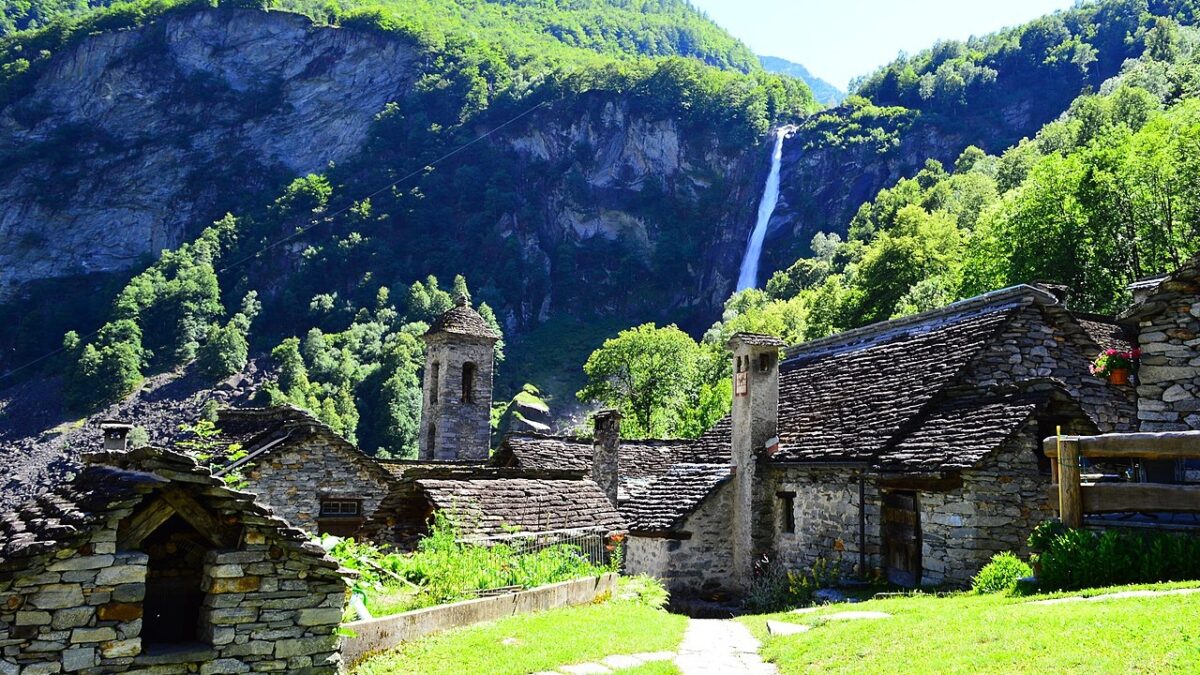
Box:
left=737, top=126, right=790, bottom=291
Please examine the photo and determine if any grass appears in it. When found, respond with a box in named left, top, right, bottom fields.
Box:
left=739, top=581, right=1200, bottom=674
left=614, top=663, right=682, bottom=674
left=352, top=594, right=687, bottom=674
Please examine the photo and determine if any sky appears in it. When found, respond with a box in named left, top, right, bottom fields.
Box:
left=689, top=0, right=1078, bottom=90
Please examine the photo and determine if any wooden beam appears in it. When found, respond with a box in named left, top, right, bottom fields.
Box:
left=159, top=487, right=232, bottom=548
left=118, top=497, right=175, bottom=550
left=1081, top=483, right=1200, bottom=513
left=1058, top=438, right=1083, bottom=529
left=1044, top=431, right=1200, bottom=460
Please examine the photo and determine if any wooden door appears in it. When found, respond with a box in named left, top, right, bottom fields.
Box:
left=882, top=490, right=922, bottom=587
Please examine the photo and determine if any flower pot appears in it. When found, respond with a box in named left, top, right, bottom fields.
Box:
left=1108, top=368, right=1130, bottom=385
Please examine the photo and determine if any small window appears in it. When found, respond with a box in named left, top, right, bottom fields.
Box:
left=462, top=362, right=477, bottom=403
left=427, top=422, right=436, bottom=451
left=430, top=362, right=440, bottom=403
left=758, top=353, right=772, bottom=373
left=777, top=491, right=796, bottom=534
left=320, top=500, right=361, bottom=517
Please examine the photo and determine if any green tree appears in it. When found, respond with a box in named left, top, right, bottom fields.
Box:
left=578, top=323, right=701, bottom=438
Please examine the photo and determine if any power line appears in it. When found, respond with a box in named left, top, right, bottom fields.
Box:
left=0, top=99, right=552, bottom=382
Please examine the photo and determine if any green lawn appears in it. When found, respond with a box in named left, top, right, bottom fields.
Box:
left=353, top=597, right=687, bottom=674
left=739, top=582, right=1200, bottom=674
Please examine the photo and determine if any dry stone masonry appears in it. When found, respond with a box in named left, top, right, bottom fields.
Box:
left=0, top=447, right=348, bottom=674
left=419, top=296, right=499, bottom=461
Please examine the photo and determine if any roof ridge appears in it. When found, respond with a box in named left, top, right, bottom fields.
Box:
left=783, top=284, right=1054, bottom=362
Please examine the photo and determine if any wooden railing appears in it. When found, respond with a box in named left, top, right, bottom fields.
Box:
left=1042, top=431, right=1200, bottom=528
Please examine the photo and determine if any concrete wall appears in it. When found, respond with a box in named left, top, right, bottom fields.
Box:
left=341, top=573, right=618, bottom=665
left=624, top=484, right=736, bottom=596
left=420, top=335, right=494, bottom=461
left=243, top=432, right=390, bottom=534
left=1135, top=291, right=1200, bottom=431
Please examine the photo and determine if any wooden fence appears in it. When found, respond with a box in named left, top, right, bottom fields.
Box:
left=1042, top=431, right=1200, bottom=528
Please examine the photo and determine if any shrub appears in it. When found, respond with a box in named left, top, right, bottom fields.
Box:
left=322, top=513, right=615, bottom=616
left=196, top=319, right=249, bottom=380
left=744, top=557, right=842, bottom=612
left=617, top=575, right=670, bottom=610
left=972, top=552, right=1032, bottom=594
left=1028, top=520, right=1200, bottom=591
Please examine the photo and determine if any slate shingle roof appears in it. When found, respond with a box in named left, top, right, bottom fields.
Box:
left=0, top=446, right=338, bottom=579
left=416, top=476, right=625, bottom=536
left=213, top=405, right=393, bottom=484
left=875, top=395, right=1042, bottom=472
left=490, top=433, right=685, bottom=488
left=364, top=465, right=625, bottom=540
left=1120, top=252, right=1200, bottom=321
left=1074, top=313, right=1133, bottom=353
left=425, top=298, right=500, bottom=340
left=622, top=464, right=732, bottom=532
left=774, top=300, right=1020, bottom=462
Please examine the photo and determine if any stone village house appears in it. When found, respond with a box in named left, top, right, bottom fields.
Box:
left=0, top=446, right=347, bottom=674
left=198, top=299, right=629, bottom=546
left=618, top=284, right=1140, bottom=593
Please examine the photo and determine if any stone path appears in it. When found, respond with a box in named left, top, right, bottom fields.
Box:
left=1027, top=587, right=1200, bottom=606
left=533, top=650, right=675, bottom=675
left=676, top=619, right=777, bottom=675
left=540, top=618, right=778, bottom=675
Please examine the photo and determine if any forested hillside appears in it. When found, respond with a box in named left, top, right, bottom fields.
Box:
left=759, top=55, right=844, bottom=105
left=0, top=0, right=813, bottom=464
left=4, top=0, right=1200, bottom=462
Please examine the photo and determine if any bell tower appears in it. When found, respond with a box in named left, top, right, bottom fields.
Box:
left=419, top=296, right=499, bottom=461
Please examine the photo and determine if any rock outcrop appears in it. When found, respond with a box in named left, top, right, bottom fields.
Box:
left=0, top=9, right=419, bottom=300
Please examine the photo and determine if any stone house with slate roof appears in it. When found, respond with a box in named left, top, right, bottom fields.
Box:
left=213, top=405, right=394, bottom=536
left=0, top=446, right=346, bottom=674
left=360, top=466, right=625, bottom=549
left=622, top=284, right=1137, bottom=593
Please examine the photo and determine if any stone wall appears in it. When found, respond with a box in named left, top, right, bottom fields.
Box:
left=1134, top=291, right=1200, bottom=431
left=770, top=466, right=880, bottom=578
left=243, top=431, right=390, bottom=534
left=419, top=335, right=494, bottom=461
left=0, top=514, right=347, bottom=673
left=765, top=423, right=1054, bottom=588
left=962, top=305, right=1135, bottom=432
left=624, top=483, right=735, bottom=596
left=918, top=419, right=1055, bottom=586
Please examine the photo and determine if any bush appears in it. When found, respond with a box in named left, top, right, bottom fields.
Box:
left=1028, top=520, right=1200, bottom=591
left=196, top=320, right=248, bottom=380
left=972, top=552, right=1032, bottom=594
left=322, top=513, right=616, bottom=616
left=744, top=557, right=842, bottom=613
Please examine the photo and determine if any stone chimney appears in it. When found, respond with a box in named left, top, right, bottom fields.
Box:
left=1128, top=275, right=1168, bottom=307
left=592, top=410, right=621, bottom=508
left=727, top=332, right=785, bottom=593
left=99, top=421, right=134, bottom=451
left=1032, top=281, right=1071, bottom=308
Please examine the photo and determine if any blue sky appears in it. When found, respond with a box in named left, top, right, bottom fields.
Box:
left=689, top=0, right=1077, bottom=89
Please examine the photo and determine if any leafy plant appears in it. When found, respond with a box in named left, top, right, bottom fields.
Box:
left=1028, top=520, right=1200, bottom=591
left=1089, top=348, right=1141, bottom=378
left=175, top=419, right=247, bottom=487
left=972, top=552, right=1033, bottom=594
left=322, top=512, right=615, bottom=617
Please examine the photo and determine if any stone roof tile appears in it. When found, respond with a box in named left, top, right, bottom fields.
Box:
left=424, top=297, right=500, bottom=341
left=875, top=395, right=1042, bottom=472
left=622, top=464, right=732, bottom=532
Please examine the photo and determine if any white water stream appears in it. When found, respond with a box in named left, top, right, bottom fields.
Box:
left=736, top=126, right=791, bottom=291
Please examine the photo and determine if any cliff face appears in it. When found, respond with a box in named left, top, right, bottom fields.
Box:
left=490, top=99, right=766, bottom=328
left=0, top=9, right=419, bottom=300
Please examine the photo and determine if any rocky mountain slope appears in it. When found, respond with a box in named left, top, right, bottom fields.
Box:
left=0, top=9, right=418, bottom=301
left=759, top=55, right=845, bottom=106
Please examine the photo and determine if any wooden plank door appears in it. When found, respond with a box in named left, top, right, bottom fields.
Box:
left=882, top=490, right=922, bottom=587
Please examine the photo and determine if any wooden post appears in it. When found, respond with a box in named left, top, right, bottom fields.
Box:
left=1057, top=435, right=1083, bottom=529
